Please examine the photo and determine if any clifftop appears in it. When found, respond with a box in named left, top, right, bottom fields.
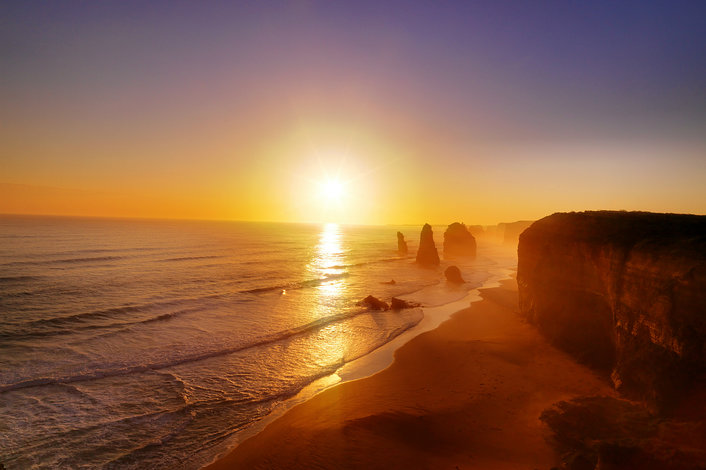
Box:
left=521, top=210, right=706, bottom=251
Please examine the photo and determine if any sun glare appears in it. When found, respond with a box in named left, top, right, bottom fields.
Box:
left=291, top=152, right=379, bottom=223
left=320, top=179, right=345, bottom=200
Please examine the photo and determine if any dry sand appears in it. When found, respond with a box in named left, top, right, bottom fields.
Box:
left=205, top=278, right=616, bottom=470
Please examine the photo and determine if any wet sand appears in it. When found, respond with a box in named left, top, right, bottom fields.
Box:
left=205, top=278, right=615, bottom=469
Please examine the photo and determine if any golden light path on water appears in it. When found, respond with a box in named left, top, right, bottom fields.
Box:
left=306, top=223, right=349, bottom=367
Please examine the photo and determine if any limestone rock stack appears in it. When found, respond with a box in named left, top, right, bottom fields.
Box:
left=415, top=223, right=440, bottom=266
left=443, top=222, right=476, bottom=258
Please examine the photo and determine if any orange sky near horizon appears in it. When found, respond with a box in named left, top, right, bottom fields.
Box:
left=2, top=3, right=705, bottom=226
left=3, top=128, right=704, bottom=226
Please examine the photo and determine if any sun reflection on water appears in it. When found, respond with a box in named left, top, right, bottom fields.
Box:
left=308, top=223, right=346, bottom=292
left=306, top=223, right=350, bottom=364
left=311, top=223, right=344, bottom=273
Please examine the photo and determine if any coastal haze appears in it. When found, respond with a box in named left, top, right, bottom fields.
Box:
left=2, top=1, right=706, bottom=470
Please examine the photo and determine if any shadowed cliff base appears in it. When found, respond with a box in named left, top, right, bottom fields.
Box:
left=205, top=279, right=615, bottom=470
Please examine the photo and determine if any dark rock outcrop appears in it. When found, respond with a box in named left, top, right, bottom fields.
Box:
left=443, top=222, right=476, bottom=258
left=541, top=396, right=706, bottom=470
left=518, top=211, right=706, bottom=411
left=357, top=295, right=389, bottom=311
left=415, top=223, right=440, bottom=266
left=390, top=297, right=420, bottom=310
left=444, top=265, right=465, bottom=283
left=397, top=232, right=408, bottom=255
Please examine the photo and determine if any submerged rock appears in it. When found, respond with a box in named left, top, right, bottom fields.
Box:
left=357, top=295, right=389, bottom=311
left=390, top=297, right=419, bottom=310
left=443, top=222, right=476, bottom=258
left=415, top=223, right=440, bottom=266
left=444, top=265, right=465, bottom=283
left=397, top=232, right=408, bottom=255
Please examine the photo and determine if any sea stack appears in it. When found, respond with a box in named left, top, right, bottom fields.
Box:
left=443, top=222, right=476, bottom=258
left=397, top=231, right=408, bottom=255
left=416, top=223, right=440, bottom=266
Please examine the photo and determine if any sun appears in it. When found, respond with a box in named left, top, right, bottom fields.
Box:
left=289, top=151, right=376, bottom=223
left=320, top=179, right=345, bottom=200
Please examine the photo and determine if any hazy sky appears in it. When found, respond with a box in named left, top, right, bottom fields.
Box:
left=2, top=1, right=705, bottom=224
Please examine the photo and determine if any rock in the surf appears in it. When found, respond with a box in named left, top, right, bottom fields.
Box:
left=397, top=232, right=408, bottom=255
left=444, top=265, right=465, bottom=283
left=443, top=222, right=476, bottom=258
left=357, top=295, right=389, bottom=311
left=416, top=223, right=440, bottom=266
left=390, top=297, right=420, bottom=310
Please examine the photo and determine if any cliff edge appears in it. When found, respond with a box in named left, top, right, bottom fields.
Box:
left=517, top=211, right=706, bottom=411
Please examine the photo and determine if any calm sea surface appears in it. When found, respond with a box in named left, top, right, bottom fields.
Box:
left=0, top=216, right=495, bottom=469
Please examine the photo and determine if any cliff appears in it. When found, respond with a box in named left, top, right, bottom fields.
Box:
left=416, top=223, right=440, bottom=266
left=517, top=211, right=706, bottom=411
left=500, top=220, right=533, bottom=245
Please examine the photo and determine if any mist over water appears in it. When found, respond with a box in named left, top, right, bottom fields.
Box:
left=0, top=216, right=495, bottom=469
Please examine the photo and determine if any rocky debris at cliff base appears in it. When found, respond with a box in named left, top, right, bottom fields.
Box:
left=357, top=295, right=389, bottom=311
left=541, top=396, right=706, bottom=470
left=444, top=265, right=465, bottom=283
left=443, top=222, right=477, bottom=258
left=390, top=297, right=420, bottom=310
left=416, top=223, right=440, bottom=266
left=397, top=232, right=408, bottom=255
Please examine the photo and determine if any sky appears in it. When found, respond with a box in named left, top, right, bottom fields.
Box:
left=2, top=0, right=705, bottom=225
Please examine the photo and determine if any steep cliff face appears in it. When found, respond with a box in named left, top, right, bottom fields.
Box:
left=518, top=211, right=706, bottom=411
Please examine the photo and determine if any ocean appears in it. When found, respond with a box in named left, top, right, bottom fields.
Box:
left=0, top=216, right=510, bottom=469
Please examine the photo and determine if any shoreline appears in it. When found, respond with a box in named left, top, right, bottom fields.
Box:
left=198, top=254, right=516, bottom=469
left=203, top=269, right=615, bottom=469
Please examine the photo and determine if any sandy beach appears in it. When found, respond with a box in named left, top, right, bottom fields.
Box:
left=205, top=277, right=616, bottom=470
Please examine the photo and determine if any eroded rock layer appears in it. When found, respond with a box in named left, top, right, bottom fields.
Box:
left=517, top=211, right=706, bottom=411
